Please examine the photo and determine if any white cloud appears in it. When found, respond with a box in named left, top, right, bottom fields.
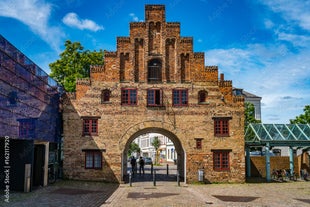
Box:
left=62, top=12, right=104, bottom=32
left=208, top=0, right=310, bottom=123
left=0, top=0, right=64, bottom=52
left=277, top=32, right=310, bottom=47
left=264, top=19, right=274, bottom=29
left=129, top=13, right=141, bottom=22
left=259, top=0, right=310, bottom=31
left=258, top=0, right=310, bottom=50
left=205, top=44, right=310, bottom=123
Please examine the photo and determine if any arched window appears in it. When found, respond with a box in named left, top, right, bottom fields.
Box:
left=101, top=89, right=111, bottom=103
left=148, top=59, right=162, bottom=83
left=198, top=90, right=208, bottom=103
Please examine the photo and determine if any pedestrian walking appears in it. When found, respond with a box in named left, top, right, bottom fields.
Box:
left=130, top=156, right=136, bottom=174
left=139, top=156, right=145, bottom=175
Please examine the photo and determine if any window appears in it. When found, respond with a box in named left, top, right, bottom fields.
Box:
left=195, top=138, right=202, bottom=149
left=214, top=118, right=230, bottom=136
left=233, top=89, right=243, bottom=96
left=147, top=89, right=163, bottom=106
left=8, top=91, right=18, bottom=105
left=18, top=118, right=36, bottom=138
left=121, top=88, right=137, bottom=105
left=101, top=90, right=110, bottom=103
left=85, top=151, right=102, bottom=169
left=213, top=151, right=230, bottom=171
left=198, top=90, right=207, bottom=103
left=83, top=119, right=98, bottom=136
left=148, top=59, right=162, bottom=83
left=173, top=89, right=188, bottom=106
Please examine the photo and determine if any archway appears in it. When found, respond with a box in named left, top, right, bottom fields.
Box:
left=120, top=127, right=185, bottom=183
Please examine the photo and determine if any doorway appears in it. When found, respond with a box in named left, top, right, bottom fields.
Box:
left=32, top=144, right=45, bottom=186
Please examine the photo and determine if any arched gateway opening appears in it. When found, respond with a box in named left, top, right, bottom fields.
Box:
left=121, top=127, right=185, bottom=183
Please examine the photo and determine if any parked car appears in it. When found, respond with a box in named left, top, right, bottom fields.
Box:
left=144, top=157, right=153, bottom=165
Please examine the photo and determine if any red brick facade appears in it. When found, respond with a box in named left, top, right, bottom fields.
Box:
left=63, top=5, right=245, bottom=183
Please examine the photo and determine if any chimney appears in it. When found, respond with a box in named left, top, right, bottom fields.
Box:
left=220, top=73, right=224, bottom=81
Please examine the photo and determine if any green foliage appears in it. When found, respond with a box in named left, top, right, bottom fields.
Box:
left=244, top=102, right=261, bottom=130
left=290, top=105, right=310, bottom=124
left=128, top=142, right=140, bottom=157
left=49, top=40, right=104, bottom=92
left=151, top=136, right=161, bottom=164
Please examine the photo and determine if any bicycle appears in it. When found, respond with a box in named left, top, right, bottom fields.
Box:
left=48, top=164, right=56, bottom=184
left=284, top=169, right=297, bottom=181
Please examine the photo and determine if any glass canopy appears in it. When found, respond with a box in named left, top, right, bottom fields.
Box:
left=245, top=123, right=310, bottom=147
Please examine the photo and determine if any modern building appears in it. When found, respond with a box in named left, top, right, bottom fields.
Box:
left=0, top=35, right=63, bottom=191
left=63, top=5, right=245, bottom=183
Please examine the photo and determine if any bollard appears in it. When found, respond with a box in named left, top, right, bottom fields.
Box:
left=129, top=172, right=132, bottom=187
left=167, top=164, right=169, bottom=175
left=177, top=170, right=180, bottom=186
left=151, top=163, right=153, bottom=176
left=153, top=169, right=156, bottom=186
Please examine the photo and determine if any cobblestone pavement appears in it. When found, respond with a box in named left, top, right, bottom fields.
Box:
left=1, top=177, right=310, bottom=207
left=0, top=180, right=119, bottom=207
left=105, top=179, right=310, bottom=207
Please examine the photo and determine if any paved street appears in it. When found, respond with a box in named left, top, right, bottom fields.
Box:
left=105, top=179, right=310, bottom=207
left=1, top=165, right=310, bottom=207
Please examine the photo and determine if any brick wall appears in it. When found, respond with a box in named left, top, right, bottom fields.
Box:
left=250, top=156, right=299, bottom=177
left=63, top=4, right=245, bottom=184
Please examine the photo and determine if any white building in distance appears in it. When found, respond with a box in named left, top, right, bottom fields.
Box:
left=134, top=133, right=177, bottom=163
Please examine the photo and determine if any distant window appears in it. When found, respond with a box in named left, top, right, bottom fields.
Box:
left=147, top=89, right=163, bottom=106
left=83, top=119, right=98, bottom=136
left=213, top=150, right=230, bottom=171
left=195, top=138, right=202, bottom=149
left=214, top=118, right=230, bottom=137
left=101, top=90, right=110, bottom=103
left=8, top=91, right=18, bottom=105
left=198, top=90, right=207, bottom=103
left=19, top=118, right=36, bottom=138
left=148, top=59, right=162, bottom=83
left=121, top=88, right=137, bottom=105
left=234, top=89, right=243, bottom=96
left=173, top=89, right=188, bottom=106
left=85, top=151, right=102, bottom=169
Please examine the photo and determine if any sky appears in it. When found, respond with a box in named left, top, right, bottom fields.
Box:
left=0, top=0, right=309, bottom=123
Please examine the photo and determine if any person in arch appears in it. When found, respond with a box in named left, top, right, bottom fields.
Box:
left=130, top=156, right=136, bottom=174
left=139, top=156, right=145, bottom=175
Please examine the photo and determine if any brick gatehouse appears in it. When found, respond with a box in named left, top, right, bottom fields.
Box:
left=63, top=5, right=245, bottom=183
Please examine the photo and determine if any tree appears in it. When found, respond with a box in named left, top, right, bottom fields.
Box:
left=49, top=40, right=104, bottom=92
left=128, top=142, right=141, bottom=157
left=244, top=102, right=262, bottom=152
left=290, top=105, right=310, bottom=124
left=151, top=136, right=161, bottom=165
left=244, top=102, right=261, bottom=131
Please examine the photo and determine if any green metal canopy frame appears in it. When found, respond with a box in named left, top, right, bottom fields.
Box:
left=245, top=123, right=310, bottom=147
left=244, top=123, right=310, bottom=182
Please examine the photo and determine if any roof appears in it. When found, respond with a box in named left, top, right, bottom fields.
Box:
left=245, top=123, right=310, bottom=147
left=233, top=88, right=262, bottom=99
left=242, top=90, right=262, bottom=99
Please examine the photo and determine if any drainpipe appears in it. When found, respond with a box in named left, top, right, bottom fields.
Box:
left=246, top=147, right=251, bottom=177
left=289, top=147, right=294, bottom=175
left=265, top=143, right=271, bottom=182
left=43, top=142, right=49, bottom=186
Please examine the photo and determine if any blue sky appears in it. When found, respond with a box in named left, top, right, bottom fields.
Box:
left=0, top=0, right=309, bottom=123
